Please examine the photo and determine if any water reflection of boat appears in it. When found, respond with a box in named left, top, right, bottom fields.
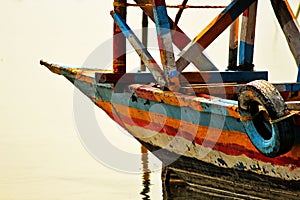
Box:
left=140, top=146, right=151, bottom=200
left=41, top=0, right=300, bottom=198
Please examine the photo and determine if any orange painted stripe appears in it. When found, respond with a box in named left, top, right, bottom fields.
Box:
left=108, top=102, right=257, bottom=151
left=117, top=111, right=300, bottom=168
left=193, top=12, right=233, bottom=48
left=131, top=84, right=205, bottom=111
left=95, top=99, right=300, bottom=167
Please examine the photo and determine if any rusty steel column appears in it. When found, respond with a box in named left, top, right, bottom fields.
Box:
left=113, top=0, right=127, bottom=74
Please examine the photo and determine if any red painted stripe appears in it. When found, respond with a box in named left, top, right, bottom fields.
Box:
left=153, top=0, right=166, bottom=7
left=115, top=112, right=300, bottom=169
left=97, top=100, right=300, bottom=169
left=243, top=9, right=249, bottom=17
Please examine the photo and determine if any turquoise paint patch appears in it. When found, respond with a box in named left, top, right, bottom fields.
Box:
left=112, top=12, right=131, bottom=38
left=95, top=85, right=245, bottom=133
left=239, top=110, right=280, bottom=157
left=169, top=70, right=179, bottom=78
left=58, top=69, right=245, bottom=133
left=239, top=41, right=254, bottom=65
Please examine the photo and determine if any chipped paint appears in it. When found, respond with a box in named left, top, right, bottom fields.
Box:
left=110, top=11, right=166, bottom=87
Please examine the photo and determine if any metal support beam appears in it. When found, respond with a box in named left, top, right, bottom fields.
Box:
left=152, top=0, right=180, bottom=91
left=113, top=0, right=127, bottom=74
left=134, top=0, right=218, bottom=72
left=270, top=0, right=300, bottom=81
left=239, top=1, right=257, bottom=70
left=176, top=0, right=256, bottom=71
left=111, top=11, right=166, bottom=87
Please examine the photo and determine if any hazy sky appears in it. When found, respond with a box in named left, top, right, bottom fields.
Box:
left=0, top=0, right=299, bottom=199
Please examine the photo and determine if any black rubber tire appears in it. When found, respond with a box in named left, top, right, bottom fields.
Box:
left=238, top=80, right=294, bottom=157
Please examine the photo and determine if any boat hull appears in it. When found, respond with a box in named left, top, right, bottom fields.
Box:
left=90, top=83, right=300, bottom=178
left=40, top=62, right=300, bottom=195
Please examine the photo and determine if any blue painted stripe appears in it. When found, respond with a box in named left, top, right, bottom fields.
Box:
left=285, top=82, right=300, bottom=91
left=221, top=0, right=255, bottom=21
left=169, top=70, right=179, bottom=78
left=154, top=5, right=171, bottom=35
left=93, top=83, right=245, bottom=133
left=297, top=65, right=300, bottom=82
left=111, top=12, right=131, bottom=38
left=205, top=71, right=268, bottom=82
left=239, top=41, right=254, bottom=65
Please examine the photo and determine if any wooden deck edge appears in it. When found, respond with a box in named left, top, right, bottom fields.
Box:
left=95, top=71, right=268, bottom=84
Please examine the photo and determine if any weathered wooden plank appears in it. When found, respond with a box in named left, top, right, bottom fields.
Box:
left=152, top=0, right=180, bottom=91
left=228, top=16, right=239, bottom=69
left=286, top=101, right=300, bottom=111
left=96, top=71, right=268, bottom=84
left=239, top=1, right=257, bottom=69
left=110, top=11, right=166, bottom=87
left=181, top=82, right=300, bottom=101
left=134, top=0, right=218, bottom=72
left=125, top=3, right=226, bottom=9
left=270, top=0, right=300, bottom=81
left=180, top=83, right=241, bottom=99
left=113, top=0, right=127, bottom=74
left=176, top=0, right=257, bottom=71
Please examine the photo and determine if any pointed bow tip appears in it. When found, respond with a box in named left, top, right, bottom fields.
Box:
left=40, top=59, right=63, bottom=75
left=40, top=59, right=46, bottom=65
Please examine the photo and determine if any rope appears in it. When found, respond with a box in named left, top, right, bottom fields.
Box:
left=113, top=2, right=226, bottom=9
left=270, top=110, right=299, bottom=124
left=240, top=110, right=299, bottom=124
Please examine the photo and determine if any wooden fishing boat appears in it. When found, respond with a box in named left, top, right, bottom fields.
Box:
left=41, top=0, right=300, bottom=198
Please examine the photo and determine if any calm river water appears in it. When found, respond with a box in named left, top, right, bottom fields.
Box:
left=0, top=0, right=299, bottom=199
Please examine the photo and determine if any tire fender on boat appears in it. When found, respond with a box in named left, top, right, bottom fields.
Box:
left=238, top=80, right=295, bottom=157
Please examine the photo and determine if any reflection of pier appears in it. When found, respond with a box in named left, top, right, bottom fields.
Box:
left=140, top=146, right=151, bottom=200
